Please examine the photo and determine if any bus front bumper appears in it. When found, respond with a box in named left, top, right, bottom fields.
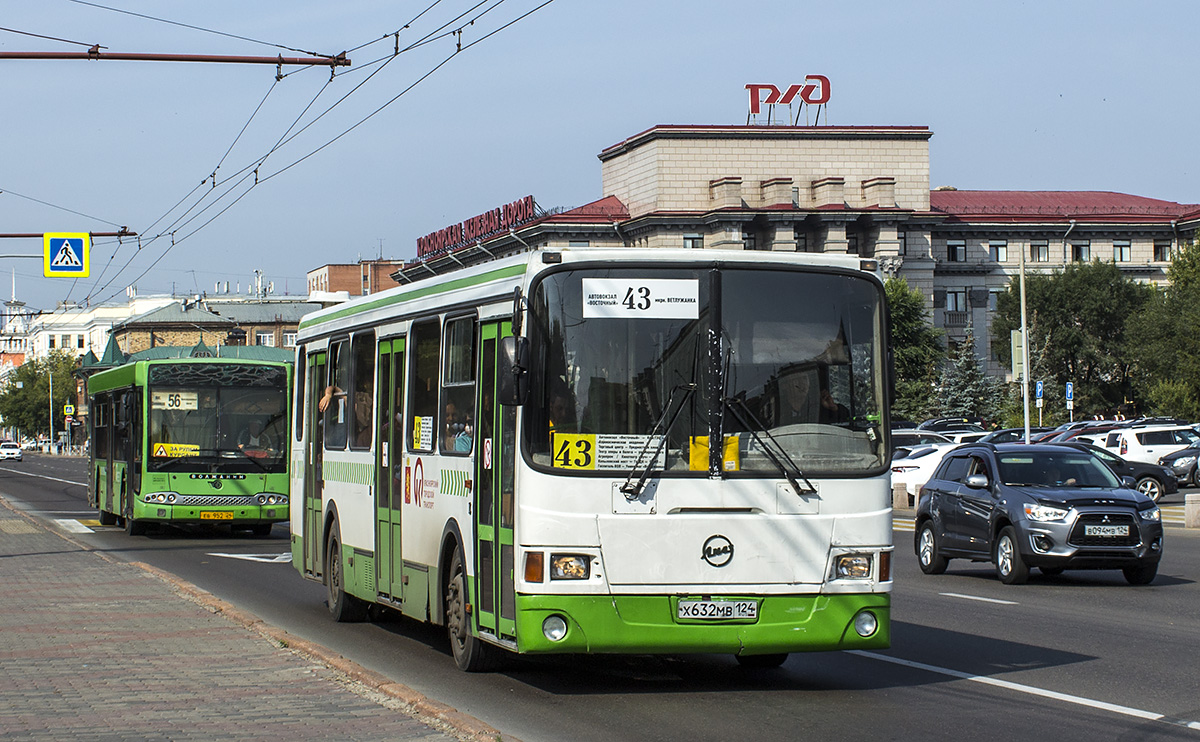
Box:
left=513, top=592, right=889, bottom=655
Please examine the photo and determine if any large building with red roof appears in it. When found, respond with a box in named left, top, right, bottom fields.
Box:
left=386, top=124, right=1200, bottom=377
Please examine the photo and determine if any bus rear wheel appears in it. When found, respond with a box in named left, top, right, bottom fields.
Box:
left=445, top=547, right=499, bottom=672
left=325, top=525, right=368, bottom=622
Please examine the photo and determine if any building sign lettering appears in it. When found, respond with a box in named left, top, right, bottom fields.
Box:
left=417, top=195, right=537, bottom=260
left=745, top=78, right=830, bottom=115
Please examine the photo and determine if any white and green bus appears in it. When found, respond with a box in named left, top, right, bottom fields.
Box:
left=291, top=247, right=893, bottom=671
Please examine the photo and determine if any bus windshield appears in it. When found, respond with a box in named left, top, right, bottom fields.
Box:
left=527, top=265, right=887, bottom=476
left=147, top=363, right=288, bottom=473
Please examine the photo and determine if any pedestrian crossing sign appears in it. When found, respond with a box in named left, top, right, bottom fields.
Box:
left=43, top=233, right=90, bottom=277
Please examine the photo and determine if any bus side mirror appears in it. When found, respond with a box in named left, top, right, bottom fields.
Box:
left=498, top=336, right=529, bottom=406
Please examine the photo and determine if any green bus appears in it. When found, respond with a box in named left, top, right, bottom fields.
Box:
left=87, top=358, right=292, bottom=536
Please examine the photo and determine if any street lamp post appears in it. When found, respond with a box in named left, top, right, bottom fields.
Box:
left=48, top=366, right=54, bottom=456
left=1019, top=244, right=1031, bottom=443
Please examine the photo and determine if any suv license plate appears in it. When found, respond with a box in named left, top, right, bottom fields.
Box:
left=677, top=600, right=758, bottom=620
left=1085, top=524, right=1129, bottom=537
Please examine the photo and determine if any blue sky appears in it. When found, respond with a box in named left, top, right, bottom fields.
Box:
left=2, top=0, right=1197, bottom=311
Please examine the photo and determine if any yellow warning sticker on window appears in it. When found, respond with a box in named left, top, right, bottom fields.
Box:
left=152, top=443, right=200, bottom=458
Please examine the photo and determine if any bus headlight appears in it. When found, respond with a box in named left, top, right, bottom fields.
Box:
left=143, top=493, right=177, bottom=504
left=256, top=494, right=289, bottom=506
left=549, top=554, right=590, bottom=580
left=834, top=554, right=873, bottom=579
left=542, top=615, right=568, bottom=642
left=853, top=611, right=879, bottom=637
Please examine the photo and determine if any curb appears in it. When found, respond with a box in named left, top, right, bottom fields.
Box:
left=1, top=496, right=518, bottom=742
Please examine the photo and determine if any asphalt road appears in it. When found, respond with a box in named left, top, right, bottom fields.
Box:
left=3, top=454, right=1199, bottom=742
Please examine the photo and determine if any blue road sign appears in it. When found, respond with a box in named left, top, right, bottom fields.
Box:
left=1065, top=382, right=1074, bottom=401
left=1035, top=380, right=1044, bottom=399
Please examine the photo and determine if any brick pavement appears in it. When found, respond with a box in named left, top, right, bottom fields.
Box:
left=0, top=497, right=511, bottom=742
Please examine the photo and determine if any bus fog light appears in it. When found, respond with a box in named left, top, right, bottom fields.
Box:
left=549, top=554, right=590, bottom=580
left=834, top=554, right=872, bottom=579
left=853, top=611, right=878, bottom=638
left=542, top=615, right=568, bottom=642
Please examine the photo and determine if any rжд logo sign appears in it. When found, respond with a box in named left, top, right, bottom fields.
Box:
left=745, top=78, right=830, bottom=115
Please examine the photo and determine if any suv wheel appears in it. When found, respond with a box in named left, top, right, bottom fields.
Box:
left=1134, top=476, right=1163, bottom=502
left=916, top=522, right=948, bottom=575
left=994, top=526, right=1029, bottom=585
left=1123, top=562, right=1158, bottom=586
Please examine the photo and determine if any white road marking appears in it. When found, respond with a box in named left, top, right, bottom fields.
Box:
left=54, top=518, right=94, bottom=533
left=207, top=552, right=293, bottom=564
left=852, top=651, right=1200, bottom=731
left=939, top=592, right=1019, bottom=605
left=0, top=468, right=86, bottom=487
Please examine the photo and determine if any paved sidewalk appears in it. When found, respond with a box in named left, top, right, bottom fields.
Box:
left=0, top=497, right=511, bottom=742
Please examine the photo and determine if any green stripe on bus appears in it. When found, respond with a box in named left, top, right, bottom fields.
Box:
left=322, top=460, right=375, bottom=486
left=299, top=263, right=526, bottom=330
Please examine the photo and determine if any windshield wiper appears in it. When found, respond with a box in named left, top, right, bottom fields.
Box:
left=619, top=383, right=697, bottom=500
left=723, top=397, right=817, bottom=496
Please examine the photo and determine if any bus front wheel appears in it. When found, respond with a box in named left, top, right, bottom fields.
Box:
left=445, top=547, right=499, bottom=672
left=324, top=524, right=367, bottom=622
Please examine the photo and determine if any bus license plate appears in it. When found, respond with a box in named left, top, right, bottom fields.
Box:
left=1085, top=524, right=1128, bottom=537
left=201, top=512, right=234, bottom=521
left=677, top=600, right=757, bottom=620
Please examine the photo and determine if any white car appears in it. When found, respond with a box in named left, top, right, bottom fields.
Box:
left=0, top=442, right=23, bottom=461
left=1101, top=425, right=1199, bottom=465
left=891, top=444, right=955, bottom=501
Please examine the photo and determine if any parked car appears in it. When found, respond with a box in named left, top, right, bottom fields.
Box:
left=1159, top=446, right=1200, bottom=488
left=1050, top=442, right=1177, bottom=502
left=891, top=430, right=952, bottom=455
left=0, top=442, right=23, bottom=461
left=913, top=442, right=1163, bottom=585
left=916, top=417, right=985, bottom=432
left=891, top=444, right=955, bottom=501
left=1100, top=425, right=1200, bottom=465
left=977, top=427, right=1052, bottom=444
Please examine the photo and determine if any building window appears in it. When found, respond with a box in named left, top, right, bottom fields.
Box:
left=48, top=336, right=55, bottom=348
left=1154, top=240, right=1172, bottom=262
left=988, top=240, right=1008, bottom=262
left=847, top=233, right=859, bottom=255
left=989, top=288, right=1004, bottom=311
left=282, top=332, right=298, bottom=348
left=1071, top=241, right=1091, bottom=262
left=947, top=240, right=966, bottom=262
left=946, top=289, right=967, bottom=312
left=683, top=234, right=703, bottom=250
left=743, top=231, right=757, bottom=251
left=60, top=334, right=70, bottom=348
left=77, top=335, right=85, bottom=349
left=793, top=228, right=808, bottom=253
left=899, top=230, right=907, bottom=256
left=1113, top=240, right=1131, bottom=262
left=1030, top=241, right=1049, bottom=263
left=255, top=332, right=275, bottom=347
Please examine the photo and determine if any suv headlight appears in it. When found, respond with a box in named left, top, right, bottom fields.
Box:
left=1139, top=506, right=1161, bottom=522
left=1172, top=455, right=1196, bottom=468
left=1024, top=503, right=1068, bottom=522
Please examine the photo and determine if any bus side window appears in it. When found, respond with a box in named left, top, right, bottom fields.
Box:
left=324, top=340, right=350, bottom=450
left=440, top=316, right=476, bottom=455
left=350, top=333, right=375, bottom=450
left=408, top=319, right=440, bottom=452
left=294, top=345, right=305, bottom=443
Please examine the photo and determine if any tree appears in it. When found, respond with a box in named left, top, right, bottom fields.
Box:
left=1125, top=240, right=1200, bottom=418
left=991, top=261, right=1152, bottom=418
left=936, top=324, right=1007, bottom=423
left=885, top=277, right=944, bottom=422
left=0, top=351, right=79, bottom=440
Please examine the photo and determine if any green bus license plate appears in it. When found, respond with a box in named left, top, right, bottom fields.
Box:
left=677, top=600, right=758, bottom=620
left=201, top=511, right=234, bottom=521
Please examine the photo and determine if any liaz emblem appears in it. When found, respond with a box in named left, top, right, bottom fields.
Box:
left=702, top=535, right=734, bottom=567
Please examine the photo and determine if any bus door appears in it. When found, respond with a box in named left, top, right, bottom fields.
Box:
left=303, top=352, right=326, bottom=578
left=375, top=339, right=406, bottom=601
left=474, top=321, right=517, bottom=641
